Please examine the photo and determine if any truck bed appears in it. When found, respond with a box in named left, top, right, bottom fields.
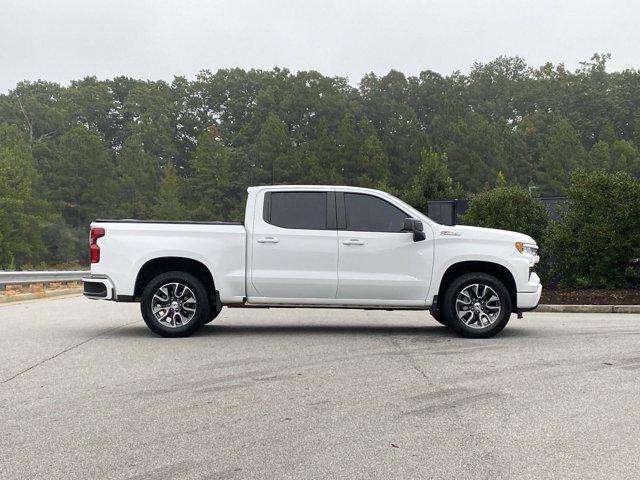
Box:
left=89, top=220, right=247, bottom=304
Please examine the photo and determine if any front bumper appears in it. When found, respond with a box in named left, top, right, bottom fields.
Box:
left=517, top=283, right=542, bottom=310
left=82, top=276, right=115, bottom=300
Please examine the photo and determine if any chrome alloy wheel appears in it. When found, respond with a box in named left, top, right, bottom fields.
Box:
left=455, top=283, right=501, bottom=329
left=151, top=282, right=197, bottom=328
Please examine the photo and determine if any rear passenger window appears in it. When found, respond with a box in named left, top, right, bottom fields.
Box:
left=344, top=193, right=407, bottom=232
left=266, top=192, right=327, bottom=230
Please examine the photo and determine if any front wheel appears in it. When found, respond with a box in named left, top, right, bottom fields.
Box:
left=140, top=271, right=210, bottom=337
left=203, top=307, right=222, bottom=325
left=441, top=273, right=512, bottom=338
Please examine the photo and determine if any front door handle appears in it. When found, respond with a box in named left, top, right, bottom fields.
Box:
left=342, top=239, right=365, bottom=246
left=257, top=236, right=280, bottom=244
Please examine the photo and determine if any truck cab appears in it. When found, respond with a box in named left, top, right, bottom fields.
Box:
left=83, top=185, right=541, bottom=338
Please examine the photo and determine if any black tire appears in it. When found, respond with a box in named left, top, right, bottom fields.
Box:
left=203, top=307, right=222, bottom=325
left=140, top=271, right=210, bottom=337
left=441, top=272, right=512, bottom=338
left=431, top=311, right=448, bottom=326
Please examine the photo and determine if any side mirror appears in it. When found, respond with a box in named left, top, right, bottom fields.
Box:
left=403, top=218, right=426, bottom=242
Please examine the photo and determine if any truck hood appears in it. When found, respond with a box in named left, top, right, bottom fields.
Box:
left=438, top=224, right=537, bottom=245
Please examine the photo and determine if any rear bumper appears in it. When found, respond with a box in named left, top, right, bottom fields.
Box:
left=517, top=283, right=542, bottom=310
left=82, top=276, right=115, bottom=300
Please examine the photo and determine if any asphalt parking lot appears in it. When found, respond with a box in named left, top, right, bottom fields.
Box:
left=1, top=295, right=640, bottom=480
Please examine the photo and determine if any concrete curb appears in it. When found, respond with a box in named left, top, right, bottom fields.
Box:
left=0, top=288, right=82, bottom=304
left=536, top=304, right=640, bottom=314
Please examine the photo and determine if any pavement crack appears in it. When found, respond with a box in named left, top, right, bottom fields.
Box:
left=387, top=335, right=430, bottom=383
left=0, top=321, right=137, bottom=385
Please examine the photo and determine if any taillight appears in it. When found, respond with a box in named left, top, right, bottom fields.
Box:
left=90, top=227, right=105, bottom=263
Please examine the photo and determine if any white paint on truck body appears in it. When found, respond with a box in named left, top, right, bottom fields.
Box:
left=88, top=185, right=541, bottom=310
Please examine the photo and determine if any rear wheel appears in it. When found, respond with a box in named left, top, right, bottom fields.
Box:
left=442, top=272, right=512, bottom=338
left=140, top=271, right=210, bottom=337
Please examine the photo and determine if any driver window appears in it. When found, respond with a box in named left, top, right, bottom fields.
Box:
left=344, top=193, right=407, bottom=232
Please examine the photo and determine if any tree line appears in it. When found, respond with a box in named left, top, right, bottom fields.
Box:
left=1, top=54, right=640, bottom=269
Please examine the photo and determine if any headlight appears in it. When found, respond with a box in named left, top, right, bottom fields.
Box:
left=515, top=242, right=538, bottom=256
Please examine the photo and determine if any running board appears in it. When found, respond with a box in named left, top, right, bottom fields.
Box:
left=229, top=303, right=428, bottom=311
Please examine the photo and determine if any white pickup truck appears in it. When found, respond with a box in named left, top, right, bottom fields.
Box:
left=83, top=185, right=541, bottom=338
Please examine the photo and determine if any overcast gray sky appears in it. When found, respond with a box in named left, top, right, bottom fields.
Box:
left=1, top=0, right=638, bottom=92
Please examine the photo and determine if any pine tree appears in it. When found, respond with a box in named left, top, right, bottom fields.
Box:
left=152, top=163, right=183, bottom=220
left=536, top=118, right=586, bottom=194
left=404, top=149, right=459, bottom=212
left=0, top=123, right=46, bottom=267
left=44, top=125, right=119, bottom=226
left=311, top=119, right=341, bottom=183
left=254, top=112, right=289, bottom=184
left=117, top=135, right=160, bottom=218
left=336, top=112, right=361, bottom=182
left=586, top=141, right=611, bottom=171
left=185, top=133, right=238, bottom=220
left=355, top=134, right=389, bottom=188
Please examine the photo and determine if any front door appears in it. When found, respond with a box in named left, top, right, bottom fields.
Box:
left=336, top=192, right=431, bottom=305
left=249, top=190, right=338, bottom=301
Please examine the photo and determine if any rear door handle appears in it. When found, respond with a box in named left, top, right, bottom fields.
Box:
left=257, top=236, right=280, bottom=244
left=342, top=239, right=365, bottom=246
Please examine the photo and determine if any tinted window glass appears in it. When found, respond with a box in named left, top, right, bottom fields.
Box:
left=344, top=193, right=407, bottom=232
left=269, top=192, right=327, bottom=229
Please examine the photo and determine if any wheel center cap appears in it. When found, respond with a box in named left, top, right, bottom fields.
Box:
left=473, top=302, right=482, bottom=312
left=171, top=301, right=179, bottom=308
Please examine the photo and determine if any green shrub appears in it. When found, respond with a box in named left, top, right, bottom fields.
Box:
left=461, top=186, right=549, bottom=242
left=546, top=170, right=640, bottom=288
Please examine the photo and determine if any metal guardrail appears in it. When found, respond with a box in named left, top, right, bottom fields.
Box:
left=0, top=271, right=89, bottom=287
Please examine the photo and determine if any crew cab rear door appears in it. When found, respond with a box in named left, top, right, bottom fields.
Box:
left=248, top=189, right=338, bottom=301
left=335, top=191, right=431, bottom=305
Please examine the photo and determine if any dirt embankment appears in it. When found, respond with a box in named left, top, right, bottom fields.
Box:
left=0, top=281, right=82, bottom=297
left=541, top=288, right=640, bottom=305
